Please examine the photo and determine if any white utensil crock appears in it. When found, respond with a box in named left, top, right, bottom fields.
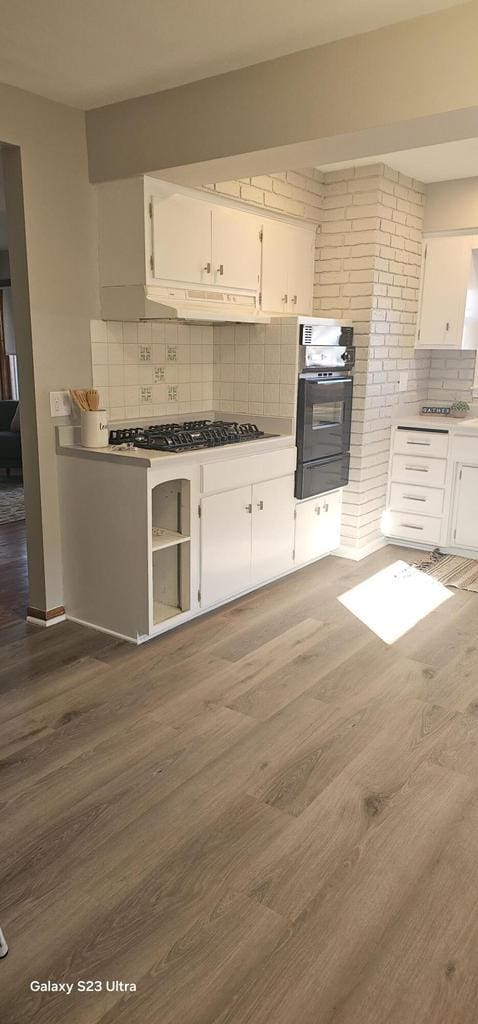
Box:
left=80, top=409, right=109, bottom=448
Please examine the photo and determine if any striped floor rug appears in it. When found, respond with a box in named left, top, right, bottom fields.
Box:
left=414, top=549, right=478, bottom=593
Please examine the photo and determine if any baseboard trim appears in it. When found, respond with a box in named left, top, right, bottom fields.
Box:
left=27, top=605, right=66, bottom=627
left=334, top=537, right=388, bottom=561
left=65, top=615, right=138, bottom=644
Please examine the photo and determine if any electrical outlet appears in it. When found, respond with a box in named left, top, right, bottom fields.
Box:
left=398, top=371, right=409, bottom=393
left=50, top=391, right=72, bottom=417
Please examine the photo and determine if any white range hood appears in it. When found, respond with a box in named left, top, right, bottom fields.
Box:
left=100, top=284, right=271, bottom=324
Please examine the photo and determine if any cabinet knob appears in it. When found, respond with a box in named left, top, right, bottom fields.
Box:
left=257, top=500, right=264, bottom=511
left=315, top=506, right=321, bottom=515
left=203, top=262, right=211, bottom=274
left=282, top=294, right=288, bottom=304
left=245, top=503, right=252, bottom=513
left=291, top=295, right=298, bottom=305
left=445, top=322, right=450, bottom=332
left=217, top=264, right=224, bottom=276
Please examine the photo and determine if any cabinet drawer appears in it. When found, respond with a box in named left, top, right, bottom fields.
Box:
left=389, top=481, right=445, bottom=517
left=391, top=454, right=447, bottom=488
left=201, top=447, right=296, bottom=494
left=385, top=510, right=442, bottom=545
left=393, top=428, right=449, bottom=458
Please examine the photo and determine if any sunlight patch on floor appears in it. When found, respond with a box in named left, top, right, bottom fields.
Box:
left=338, top=559, right=453, bottom=644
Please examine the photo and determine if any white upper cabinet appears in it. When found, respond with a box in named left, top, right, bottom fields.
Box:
left=287, top=224, right=315, bottom=314
left=211, top=206, right=261, bottom=292
left=260, top=219, right=292, bottom=313
left=152, top=197, right=261, bottom=292
left=261, top=220, right=315, bottom=315
left=416, top=234, right=478, bottom=350
left=98, top=175, right=316, bottom=318
left=151, top=194, right=212, bottom=286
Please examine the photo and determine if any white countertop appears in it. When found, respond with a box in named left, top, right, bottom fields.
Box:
left=394, top=414, right=478, bottom=435
left=57, top=430, right=296, bottom=468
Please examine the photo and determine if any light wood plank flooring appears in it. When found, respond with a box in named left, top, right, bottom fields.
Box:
left=2, top=542, right=478, bottom=1023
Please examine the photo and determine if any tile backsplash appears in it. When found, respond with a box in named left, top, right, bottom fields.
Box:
left=90, top=320, right=214, bottom=421
left=213, top=322, right=297, bottom=419
left=90, top=319, right=297, bottom=423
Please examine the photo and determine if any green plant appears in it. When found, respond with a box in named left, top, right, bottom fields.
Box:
left=451, top=399, right=470, bottom=413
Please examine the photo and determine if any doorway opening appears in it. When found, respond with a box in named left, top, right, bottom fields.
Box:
left=0, top=145, right=30, bottom=628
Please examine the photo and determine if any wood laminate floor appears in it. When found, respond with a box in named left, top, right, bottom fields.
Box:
left=2, top=542, right=478, bottom=1023
left=0, top=521, right=28, bottom=629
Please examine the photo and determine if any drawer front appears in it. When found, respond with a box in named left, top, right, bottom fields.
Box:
left=385, top=510, right=442, bottom=545
left=201, top=446, right=296, bottom=494
left=389, top=481, right=445, bottom=517
left=394, top=429, right=449, bottom=459
left=392, top=454, right=447, bottom=489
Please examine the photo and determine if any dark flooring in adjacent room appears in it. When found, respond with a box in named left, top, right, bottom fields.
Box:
left=1, top=534, right=478, bottom=1023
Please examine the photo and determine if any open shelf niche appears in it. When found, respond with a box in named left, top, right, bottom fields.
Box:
left=151, top=479, right=191, bottom=625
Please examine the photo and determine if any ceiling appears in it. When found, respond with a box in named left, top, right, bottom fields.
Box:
left=0, top=0, right=465, bottom=109
left=317, top=137, right=478, bottom=183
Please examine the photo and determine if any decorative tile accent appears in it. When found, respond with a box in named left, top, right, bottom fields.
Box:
left=90, top=317, right=296, bottom=423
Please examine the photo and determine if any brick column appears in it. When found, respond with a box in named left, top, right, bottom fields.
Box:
left=314, top=163, right=430, bottom=556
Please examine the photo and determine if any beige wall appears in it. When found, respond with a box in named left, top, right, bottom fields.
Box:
left=1, top=84, right=98, bottom=612
left=86, top=3, right=478, bottom=184
left=424, top=176, right=478, bottom=232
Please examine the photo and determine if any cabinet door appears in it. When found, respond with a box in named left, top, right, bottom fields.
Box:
left=251, top=475, right=295, bottom=584
left=417, top=236, right=472, bottom=348
left=200, top=486, right=252, bottom=606
left=287, top=226, right=315, bottom=315
left=260, top=220, right=291, bottom=313
left=211, top=207, right=261, bottom=291
left=453, top=465, right=478, bottom=549
left=295, top=490, right=342, bottom=564
left=151, top=194, right=212, bottom=285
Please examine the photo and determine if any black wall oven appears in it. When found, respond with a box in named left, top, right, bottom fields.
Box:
left=295, top=320, right=354, bottom=500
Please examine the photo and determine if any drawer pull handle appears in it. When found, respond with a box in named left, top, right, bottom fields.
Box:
left=257, top=500, right=264, bottom=511
left=403, top=495, right=427, bottom=502
left=400, top=523, right=424, bottom=531
left=406, top=441, right=430, bottom=446
left=405, top=466, right=428, bottom=472
left=245, top=503, right=252, bottom=514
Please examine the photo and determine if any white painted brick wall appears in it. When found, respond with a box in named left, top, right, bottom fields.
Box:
left=427, top=350, right=477, bottom=404
left=314, top=163, right=429, bottom=552
left=205, top=168, right=323, bottom=223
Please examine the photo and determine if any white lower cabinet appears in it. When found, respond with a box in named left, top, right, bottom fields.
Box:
left=451, top=465, right=478, bottom=549
left=200, top=484, right=253, bottom=607
left=294, top=490, right=342, bottom=565
left=251, top=476, right=295, bottom=584
left=200, top=474, right=296, bottom=607
left=385, top=426, right=449, bottom=547
left=385, top=425, right=478, bottom=553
